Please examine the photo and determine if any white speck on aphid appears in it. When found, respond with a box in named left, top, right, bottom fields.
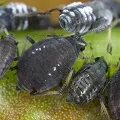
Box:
left=43, top=46, right=45, bottom=48
left=57, top=64, right=60, bottom=66
left=45, top=80, right=47, bottom=82
left=53, top=67, right=56, bottom=71
left=39, top=48, right=41, bottom=51
left=48, top=73, right=52, bottom=76
left=36, top=48, right=38, bottom=51
left=32, top=51, right=35, bottom=54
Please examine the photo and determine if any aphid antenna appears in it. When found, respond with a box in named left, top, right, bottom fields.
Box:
left=14, top=6, right=63, bottom=18
left=45, top=7, right=63, bottom=14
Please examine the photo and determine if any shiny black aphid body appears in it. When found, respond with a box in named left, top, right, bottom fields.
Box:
left=108, top=69, right=120, bottom=120
left=0, top=2, right=50, bottom=31
left=0, top=35, right=17, bottom=79
left=66, top=57, right=108, bottom=104
left=59, top=1, right=113, bottom=35
left=17, top=35, right=86, bottom=93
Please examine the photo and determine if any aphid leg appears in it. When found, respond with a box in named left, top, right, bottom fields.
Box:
left=47, top=27, right=61, bottom=38
left=3, top=28, right=9, bottom=35
left=14, top=57, right=19, bottom=61
left=30, top=88, right=37, bottom=95
left=15, top=42, right=19, bottom=46
left=89, top=42, right=95, bottom=61
left=117, top=57, right=120, bottom=70
left=59, top=69, right=74, bottom=93
left=106, top=18, right=120, bottom=55
left=16, top=81, right=24, bottom=91
left=100, top=96, right=111, bottom=120
left=16, top=85, right=22, bottom=91
left=10, top=66, right=18, bottom=71
left=111, top=18, right=120, bottom=29
left=30, top=90, right=60, bottom=96
left=14, top=46, right=20, bottom=61
left=21, top=39, right=28, bottom=54
left=21, top=36, right=35, bottom=54
left=106, top=27, right=112, bottom=80
left=26, top=36, right=35, bottom=44
left=89, top=18, right=108, bottom=33
left=30, top=69, right=75, bottom=96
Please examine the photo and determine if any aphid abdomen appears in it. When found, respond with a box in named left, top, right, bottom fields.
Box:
left=59, top=2, right=96, bottom=34
left=0, top=35, right=17, bottom=79
left=17, top=37, right=77, bottom=93
left=67, top=57, right=107, bottom=104
left=108, top=70, right=120, bottom=120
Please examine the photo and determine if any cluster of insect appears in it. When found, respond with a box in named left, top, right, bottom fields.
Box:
left=0, top=0, right=120, bottom=120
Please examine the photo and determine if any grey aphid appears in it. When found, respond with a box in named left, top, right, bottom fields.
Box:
left=66, top=56, right=108, bottom=104
left=59, top=1, right=113, bottom=35
left=0, top=34, right=17, bottom=79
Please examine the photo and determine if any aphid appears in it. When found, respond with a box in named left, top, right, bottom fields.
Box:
left=108, top=67, right=120, bottom=120
left=0, top=2, right=50, bottom=31
left=59, top=1, right=113, bottom=35
left=16, top=34, right=87, bottom=95
left=91, top=0, right=120, bottom=20
left=0, top=31, right=17, bottom=79
left=66, top=57, right=108, bottom=104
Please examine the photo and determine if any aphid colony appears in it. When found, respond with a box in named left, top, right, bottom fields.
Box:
left=0, top=1, right=120, bottom=120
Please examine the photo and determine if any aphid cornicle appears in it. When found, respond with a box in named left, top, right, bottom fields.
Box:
left=108, top=68, right=120, bottom=120
left=16, top=35, right=86, bottom=95
left=66, top=57, right=108, bottom=104
left=0, top=34, right=17, bottom=79
left=59, top=1, right=113, bottom=35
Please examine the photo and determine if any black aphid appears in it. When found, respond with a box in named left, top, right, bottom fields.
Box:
left=0, top=33, right=17, bottom=79
left=66, top=56, right=108, bottom=104
left=16, top=35, right=86, bottom=95
left=59, top=1, right=113, bottom=35
left=108, top=67, right=120, bottom=120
